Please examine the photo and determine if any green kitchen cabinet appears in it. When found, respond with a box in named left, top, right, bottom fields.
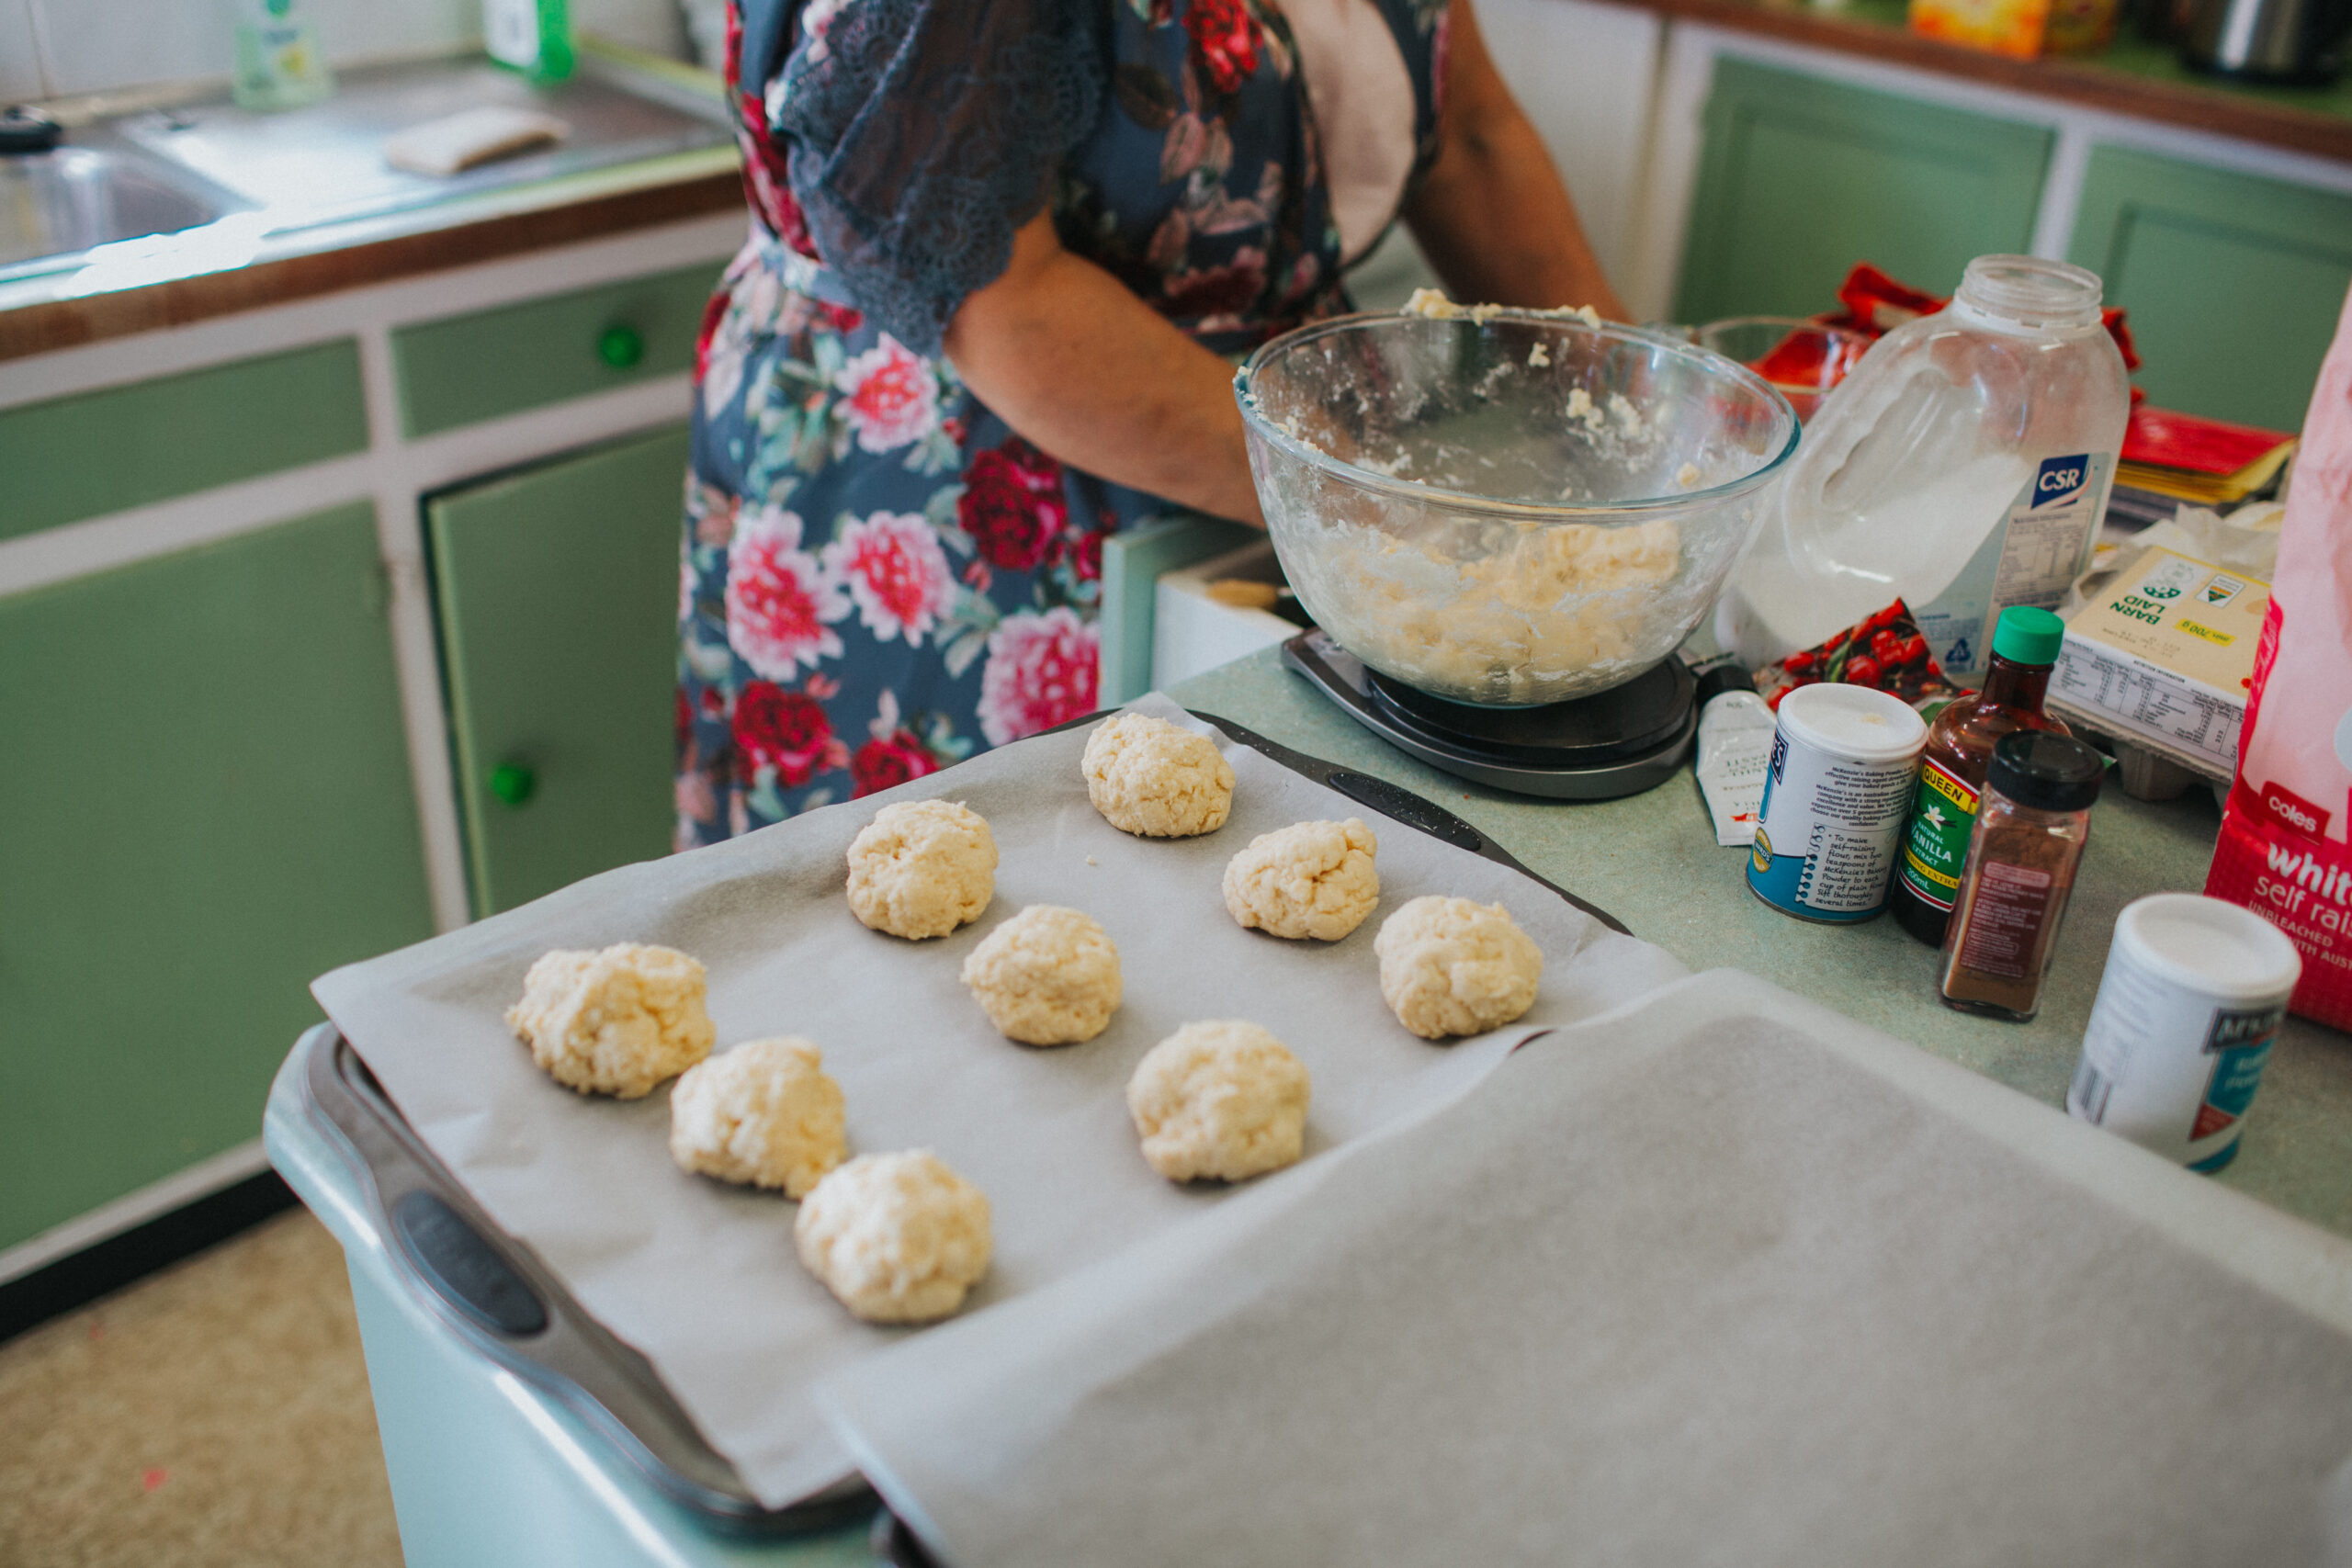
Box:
left=1675, top=58, right=2053, bottom=325
left=2069, top=145, right=2352, bottom=432
left=0, top=502, right=435, bottom=1252
left=427, top=423, right=688, bottom=918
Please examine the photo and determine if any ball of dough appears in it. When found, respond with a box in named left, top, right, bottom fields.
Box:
left=1222, top=818, right=1380, bottom=942
left=959, top=905, right=1122, bottom=1045
left=794, top=1151, right=992, bottom=1324
left=505, top=943, right=715, bottom=1098
left=1373, top=897, right=1544, bottom=1040
left=668, top=1038, right=846, bottom=1197
left=1082, top=713, right=1235, bottom=838
left=1127, top=1021, right=1311, bottom=1183
left=845, top=799, right=998, bottom=940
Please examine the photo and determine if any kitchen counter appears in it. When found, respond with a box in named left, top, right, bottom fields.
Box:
left=1170, top=646, right=2352, bottom=1239
left=1608, top=0, right=2352, bottom=163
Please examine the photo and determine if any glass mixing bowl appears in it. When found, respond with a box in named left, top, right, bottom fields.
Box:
left=1235, top=310, right=1799, bottom=706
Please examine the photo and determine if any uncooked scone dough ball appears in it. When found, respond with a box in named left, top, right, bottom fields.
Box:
left=794, top=1151, right=992, bottom=1324
left=505, top=943, right=715, bottom=1099
left=1127, top=1021, right=1311, bottom=1183
left=668, top=1038, right=846, bottom=1197
left=1223, top=818, right=1380, bottom=942
left=959, top=905, right=1122, bottom=1045
left=1373, top=896, right=1544, bottom=1040
left=1082, top=713, right=1235, bottom=838
left=845, top=799, right=997, bottom=940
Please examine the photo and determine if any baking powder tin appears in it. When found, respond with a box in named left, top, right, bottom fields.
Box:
left=1747, top=683, right=1928, bottom=923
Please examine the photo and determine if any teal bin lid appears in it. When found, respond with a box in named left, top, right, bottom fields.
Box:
left=1992, top=605, right=2065, bottom=667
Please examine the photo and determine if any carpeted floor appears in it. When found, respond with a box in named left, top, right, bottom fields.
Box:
left=0, top=1210, right=403, bottom=1567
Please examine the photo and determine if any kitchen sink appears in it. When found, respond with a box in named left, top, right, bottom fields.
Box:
left=118, top=60, right=730, bottom=232
left=0, top=146, right=241, bottom=268
left=0, top=52, right=730, bottom=284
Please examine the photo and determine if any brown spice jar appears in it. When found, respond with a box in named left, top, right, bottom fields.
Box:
left=1939, top=731, right=2106, bottom=1021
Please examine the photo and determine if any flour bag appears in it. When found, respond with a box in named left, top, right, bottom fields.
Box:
left=2203, top=287, right=2352, bottom=1030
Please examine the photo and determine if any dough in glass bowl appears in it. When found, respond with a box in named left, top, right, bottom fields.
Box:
left=1081, top=713, right=1234, bottom=838
left=1126, top=1021, right=1311, bottom=1183
left=668, top=1037, right=845, bottom=1197
left=505, top=942, right=714, bottom=1098
left=960, top=905, right=1123, bottom=1045
left=845, top=798, right=997, bottom=940
left=1373, top=896, right=1544, bottom=1040
left=1223, top=817, right=1380, bottom=941
left=794, top=1151, right=992, bottom=1324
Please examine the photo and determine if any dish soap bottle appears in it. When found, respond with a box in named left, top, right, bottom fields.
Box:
left=1889, top=605, right=2072, bottom=947
left=486, top=0, right=574, bottom=82
left=231, top=0, right=334, bottom=112
left=1724, top=255, right=2129, bottom=683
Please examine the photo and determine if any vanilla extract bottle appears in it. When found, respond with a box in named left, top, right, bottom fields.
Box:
left=1890, top=606, right=2073, bottom=947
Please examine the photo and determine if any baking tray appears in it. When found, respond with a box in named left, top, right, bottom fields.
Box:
left=289, top=710, right=1626, bottom=1534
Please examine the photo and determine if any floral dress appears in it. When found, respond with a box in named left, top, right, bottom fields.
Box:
left=677, top=0, right=1449, bottom=845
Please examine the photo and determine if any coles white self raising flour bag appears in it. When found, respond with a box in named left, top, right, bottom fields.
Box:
left=2203, top=287, right=2352, bottom=1031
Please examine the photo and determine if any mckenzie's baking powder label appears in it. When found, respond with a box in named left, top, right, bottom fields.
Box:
left=1747, top=727, right=1918, bottom=923
left=1917, top=453, right=2110, bottom=681
left=1896, top=758, right=1977, bottom=913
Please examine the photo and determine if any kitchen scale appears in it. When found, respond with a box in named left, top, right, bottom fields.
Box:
left=1283, top=627, right=1747, bottom=801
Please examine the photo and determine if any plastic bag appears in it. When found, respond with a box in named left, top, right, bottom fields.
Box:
left=2202, top=288, right=2352, bottom=1031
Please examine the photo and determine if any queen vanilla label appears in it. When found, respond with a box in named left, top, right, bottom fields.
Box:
left=1898, top=758, right=1979, bottom=913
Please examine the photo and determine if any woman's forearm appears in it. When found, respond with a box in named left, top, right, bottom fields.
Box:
left=1402, top=0, right=1627, bottom=321
left=943, top=214, right=1264, bottom=526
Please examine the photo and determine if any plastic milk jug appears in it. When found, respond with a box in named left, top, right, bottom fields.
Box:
left=1722, top=255, right=2131, bottom=683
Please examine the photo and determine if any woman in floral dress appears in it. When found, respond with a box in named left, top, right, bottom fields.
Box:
left=677, top=0, right=1624, bottom=843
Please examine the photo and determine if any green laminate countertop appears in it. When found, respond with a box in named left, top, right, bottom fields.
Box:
left=1169, top=646, right=2352, bottom=1238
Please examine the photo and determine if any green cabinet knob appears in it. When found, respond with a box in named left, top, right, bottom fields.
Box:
left=596, top=324, right=644, bottom=369
left=489, top=761, right=536, bottom=807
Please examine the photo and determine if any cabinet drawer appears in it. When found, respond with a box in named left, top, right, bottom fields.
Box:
left=393, top=262, right=724, bottom=437
left=0, top=502, right=434, bottom=1249
left=427, top=423, right=688, bottom=916
left=2069, top=145, right=2352, bottom=432
left=0, top=340, right=368, bottom=542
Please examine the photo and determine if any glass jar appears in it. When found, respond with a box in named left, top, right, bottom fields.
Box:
left=1938, top=731, right=2106, bottom=1021
left=1723, top=255, right=2131, bottom=682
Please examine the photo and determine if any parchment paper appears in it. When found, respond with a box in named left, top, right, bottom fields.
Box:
left=820, top=968, right=2352, bottom=1568
left=310, top=695, right=1686, bottom=1509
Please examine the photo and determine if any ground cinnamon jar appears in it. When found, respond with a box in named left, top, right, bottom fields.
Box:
left=1938, top=731, right=2105, bottom=1021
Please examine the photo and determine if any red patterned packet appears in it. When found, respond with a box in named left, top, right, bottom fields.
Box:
left=1753, top=598, right=1962, bottom=715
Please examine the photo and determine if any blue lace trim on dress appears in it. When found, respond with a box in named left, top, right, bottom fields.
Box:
left=773, top=0, right=1107, bottom=355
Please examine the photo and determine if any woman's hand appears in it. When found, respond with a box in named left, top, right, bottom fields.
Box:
left=943, top=213, right=1266, bottom=527
left=1403, top=0, right=1628, bottom=321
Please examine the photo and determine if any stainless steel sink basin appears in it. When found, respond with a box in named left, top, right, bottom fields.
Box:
left=119, top=59, right=730, bottom=234
left=0, top=147, right=239, bottom=268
